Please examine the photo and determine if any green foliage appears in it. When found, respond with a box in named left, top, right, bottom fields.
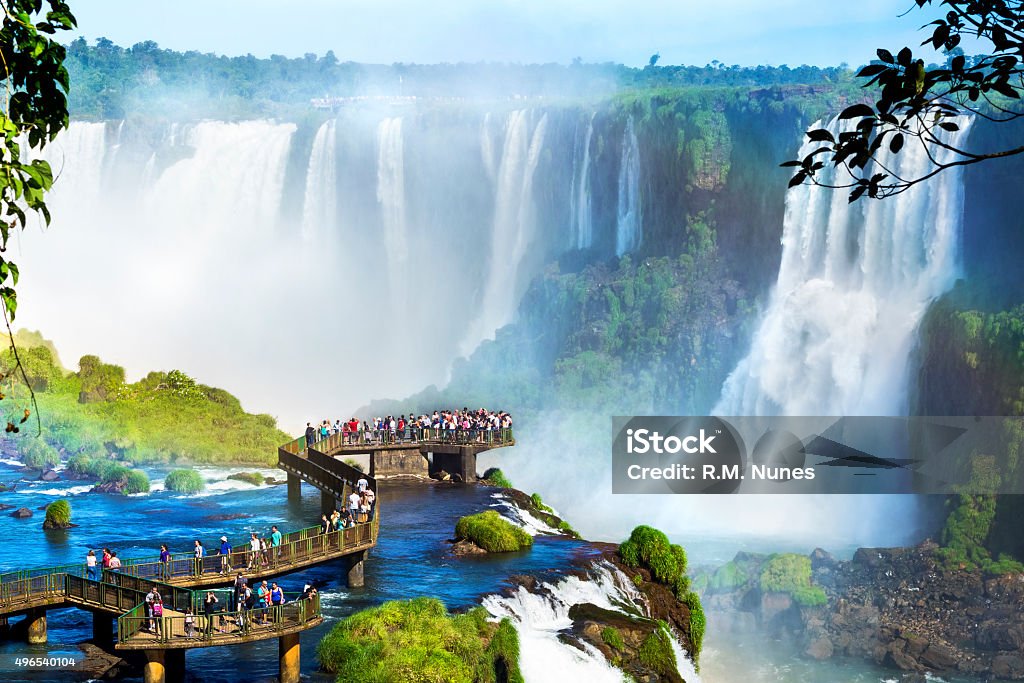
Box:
left=19, top=437, right=59, bottom=469
left=124, top=469, right=150, bottom=494
left=530, top=492, right=554, bottom=513
left=601, top=626, right=625, bottom=652
left=343, top=458, right=364, bottom=473
left=618, top=526, right=690, bottom=598
left=226, top=471, right=265, bottom=486
left=637, top=624, right=677, bottom=678
left=759, top=554, right=827, bottom=606
left=44, top=498, right=71, bottom=526
left=454, top=511, right=533, bottom=553
left=708, top=560, right=748, bottom=591
left=0, top=1, right=76, bottom=325
left=481, top=468, right=513, bottom=489
left=0, top=333, right=289, bottom=466
left=682, top=591, right=706, bottom=662
left=317, top=597, right=520, bottom=683
left=164, top=469, right=205, bottom=493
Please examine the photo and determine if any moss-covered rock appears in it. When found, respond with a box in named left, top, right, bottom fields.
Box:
left=481, top=467, right=513, bottom=489
left=164, top=469, right=205, bottom=493
left=759, top=553, right=827, bottom=607
left=317, top=597, right=523, bottom=683
left=42, top=499, right=73, bottom=529
left=226, top=471, right=265, bottom=486
left=455, top=511, right=533, bottom=554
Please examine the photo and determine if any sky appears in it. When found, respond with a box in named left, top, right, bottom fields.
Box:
left=68, top=0, right=947, bottom=67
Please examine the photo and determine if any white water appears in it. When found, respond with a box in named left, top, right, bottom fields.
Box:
left=483, top=561, right=699, bottom=683
left=460, top=110, right=549, bottom=355
left=716, top=117, right=971, bottom=416
left=571, top=113, right=595, bottom=249
left=615, top=116, right=642, bottom=256
left=488, top=492, right=561, bottom=536
left=301, top=119, right=338, bottom=242
left=376, top=116, right=409, bottom=312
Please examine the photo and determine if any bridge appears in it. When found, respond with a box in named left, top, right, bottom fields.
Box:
left=0, top=434, right=381, bottom=683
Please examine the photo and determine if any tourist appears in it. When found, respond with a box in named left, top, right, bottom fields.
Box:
left=101, top=547, right=111, bottom=570
left=108, top=551, right=122, bottom=570
left=320, top=513, right=330, bottom=535
left=85, top=550, right=98, bottom=581
left=159, top=544, right=171, bottom=580
left=256, top=580, right=270, bottom=625
left=319, top=421, right=329, bottom=443
left=145, top=586, right=157, bottom=632
left=359, top=491, right=370, bottom=524
left=270, top=525, right=282, bottom=561
left=232, top=572, right=245, bottom=615
left=248, top=532, right=261, bottom=570
left=301, top=582, right=317, bottom=600
left=270, top=581, right=284, bottom=622
left=152, top=595, right=164, bottom=638
left=241, top=582, right=255, bottom=630
left=304, top=422, right=316, bottom=446
left=184, top=607, right=195, bottom=639
left=219, top=535, right=232, bottom=574
left=259, top=535, right=270, bottom=567
left=203, top=591, right=220, bottom=637
left=364, top=486, right=376, bottom=522
left=194, top=539, right=205, bottom=576
left=356, top=474, right=369, bottom=494
left=347, top=489, right=361, bottom=524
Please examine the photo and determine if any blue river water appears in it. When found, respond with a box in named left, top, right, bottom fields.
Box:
left=0, top=462, right=592, bottom=682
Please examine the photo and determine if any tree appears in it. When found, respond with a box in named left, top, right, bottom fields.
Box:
left=785, top=0, right=1024, bottom=200
left=0, top=0, right=77, bottom=430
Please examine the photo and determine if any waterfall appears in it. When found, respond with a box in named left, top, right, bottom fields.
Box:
left=376, top=117, right=408, bottom=312
left=716, top=117, right=972, bottom=416
left=482, top=561, right=699, bottom=683
left=459, top=110, right=549, bottom=355
left=615, top=116, right=641, bottom=256
left=480, top=111, right=498, bottom=184
left=42, top=121, right=107, bottom=208
left=570, top=113, right=595, bottom=249
left=301, top=119, right=338, bottom=242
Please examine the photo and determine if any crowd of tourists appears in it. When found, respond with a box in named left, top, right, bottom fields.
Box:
left=319, top=473, right=376, bottom=532
left=304, top=407, right=513, bottom=446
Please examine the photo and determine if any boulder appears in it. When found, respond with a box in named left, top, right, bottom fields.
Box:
left=10, top=507, right=32, bottom=518
left=805, top=636, right=834, bottom=660
left=992, top=654, right=1024, bottom=679
left=450, top=539, right=487, bottom=556
left=919, top=643, right=959, bottom=671
left=39, top=469, right=59, bottom=482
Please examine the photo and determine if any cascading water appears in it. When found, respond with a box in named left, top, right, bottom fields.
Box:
left=301, top=119, right=338, bottom=242
left=376, top=117, right=409, bottom=312
left=482, top=561, right=699, bottom=683
left=615, top=116, right=642, bottom=256
left=459, top=110, right=549, bottom=355
left=716, top=117, right=971, bottom=416
left=570, top=112, right=595, bottom=249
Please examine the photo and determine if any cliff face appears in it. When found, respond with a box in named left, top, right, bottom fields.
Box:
left=701, top=545, right=1024, bottom=680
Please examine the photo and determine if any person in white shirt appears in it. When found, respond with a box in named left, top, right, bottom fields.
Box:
left=348, top=491, right=361, bottom=523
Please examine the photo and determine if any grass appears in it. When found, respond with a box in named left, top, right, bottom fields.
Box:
left=530, top=492, right=554, bottom=513
left=618, top=525, right=690, bottom=597
left=317, top=597, right=522, bottom=683
left=226, top=471, right=265, bottom=486
left=601, top=626, right=625, bottom=651
left=481, top=467, right=513, bottom=489
left=19, top=438, right=60, bottom=470
left=682, top=591, right=706, bottom=662
left=759, top=553, right=827, bottom=607
left=124, top=469, right=150, bottom=494
left=164, top=469, right=205, bottom=493
left=44, top=499, right=71, bottom=527
left=454, top=511, right=533, bottom=553
left=637, top=623, right=677, bottom=678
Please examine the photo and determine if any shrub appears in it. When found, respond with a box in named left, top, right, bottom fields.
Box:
left=637, top=623, right=677, bottom=678
left=164, top=469, right=205, bottom=493
left=20, top=439, right=60, bottom=470
left=455, top=511, right=533, bottom=553
left=759, top=553, right=827, bottom=607
left=618, top=525, right=690, bottom=597
left=317, top=597, right=521, bottom=683
left=226, top=471, right=264, bottom=486
left=682, top=591, right=706, bottom=662
left=124, top=469, right=150, bottom=494
left=709, top=560, right=748, bottom=591
left=481, top=468, right=513, bottom=489
left=530, top=492, right=554, bottom=513
left=343, top=458, right=364, bottom=473
left=44, top=499, right=71, bottom=526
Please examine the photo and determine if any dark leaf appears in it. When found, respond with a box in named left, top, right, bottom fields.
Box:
left=889, top=133, right=904, bottom=154
left=806, top=128, right=835, bottom=143
left=839, top=103, right=875, bottom=120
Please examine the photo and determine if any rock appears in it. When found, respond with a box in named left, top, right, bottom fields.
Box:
left=805, top=636, right=834, bottom=660
left=42, top=518, right=76, bottom=530
left=976, top=622, right=1024, bottom=651
left=77, top=642, right=129, bottom=679
left=10, top=507, right=32, bottom=518
left=761, top=591, right=794, bottom=623
left=810, top=548, right=836, bottom=569
left=90, top=481, right=125, bottom=494
left=450, top=539, right=487, bottom=556
left=0, top=503, right=13, bottom=511
left=203, top=513, right=251, bottom=522
left=39, top=469, right=59, bottom=482
left=992, top=654, right=1024, bottom=679
left=919, top=643, right=959, bottom=671
left=433, top=470, right=451, bottom=481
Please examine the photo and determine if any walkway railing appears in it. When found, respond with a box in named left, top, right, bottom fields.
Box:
left=283, top=426, right=515, bottom=455
left=117, top=593, right=321, bottom=647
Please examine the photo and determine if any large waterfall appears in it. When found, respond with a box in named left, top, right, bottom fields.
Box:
left=376, top=117, right=409, bottom=312
left=615, top=116, right=642, bottom=256
left=570, top=113, right=595, bottom=250
left=716, top=117, right=971, bottom=416
left=301, top=119, right=338, bottom=242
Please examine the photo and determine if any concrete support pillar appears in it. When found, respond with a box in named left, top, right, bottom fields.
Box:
left=92, top=613, right=113, bottom=648
left=287, top=473, right=301, bottom=501
left=369, top=450, right=379, bottom=477
left=143, top=649, right=166, bottom=683
left=321, top=490, right=337, bottom=516
left=25, top=608, right=46, bottom=644
left=346, top=550, right=366, bottom=588
left=459, top=447, right=478, bottom=483
left=279, top=632, right=301, bottom=683
left=165, top=649, right=185, bottom=683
